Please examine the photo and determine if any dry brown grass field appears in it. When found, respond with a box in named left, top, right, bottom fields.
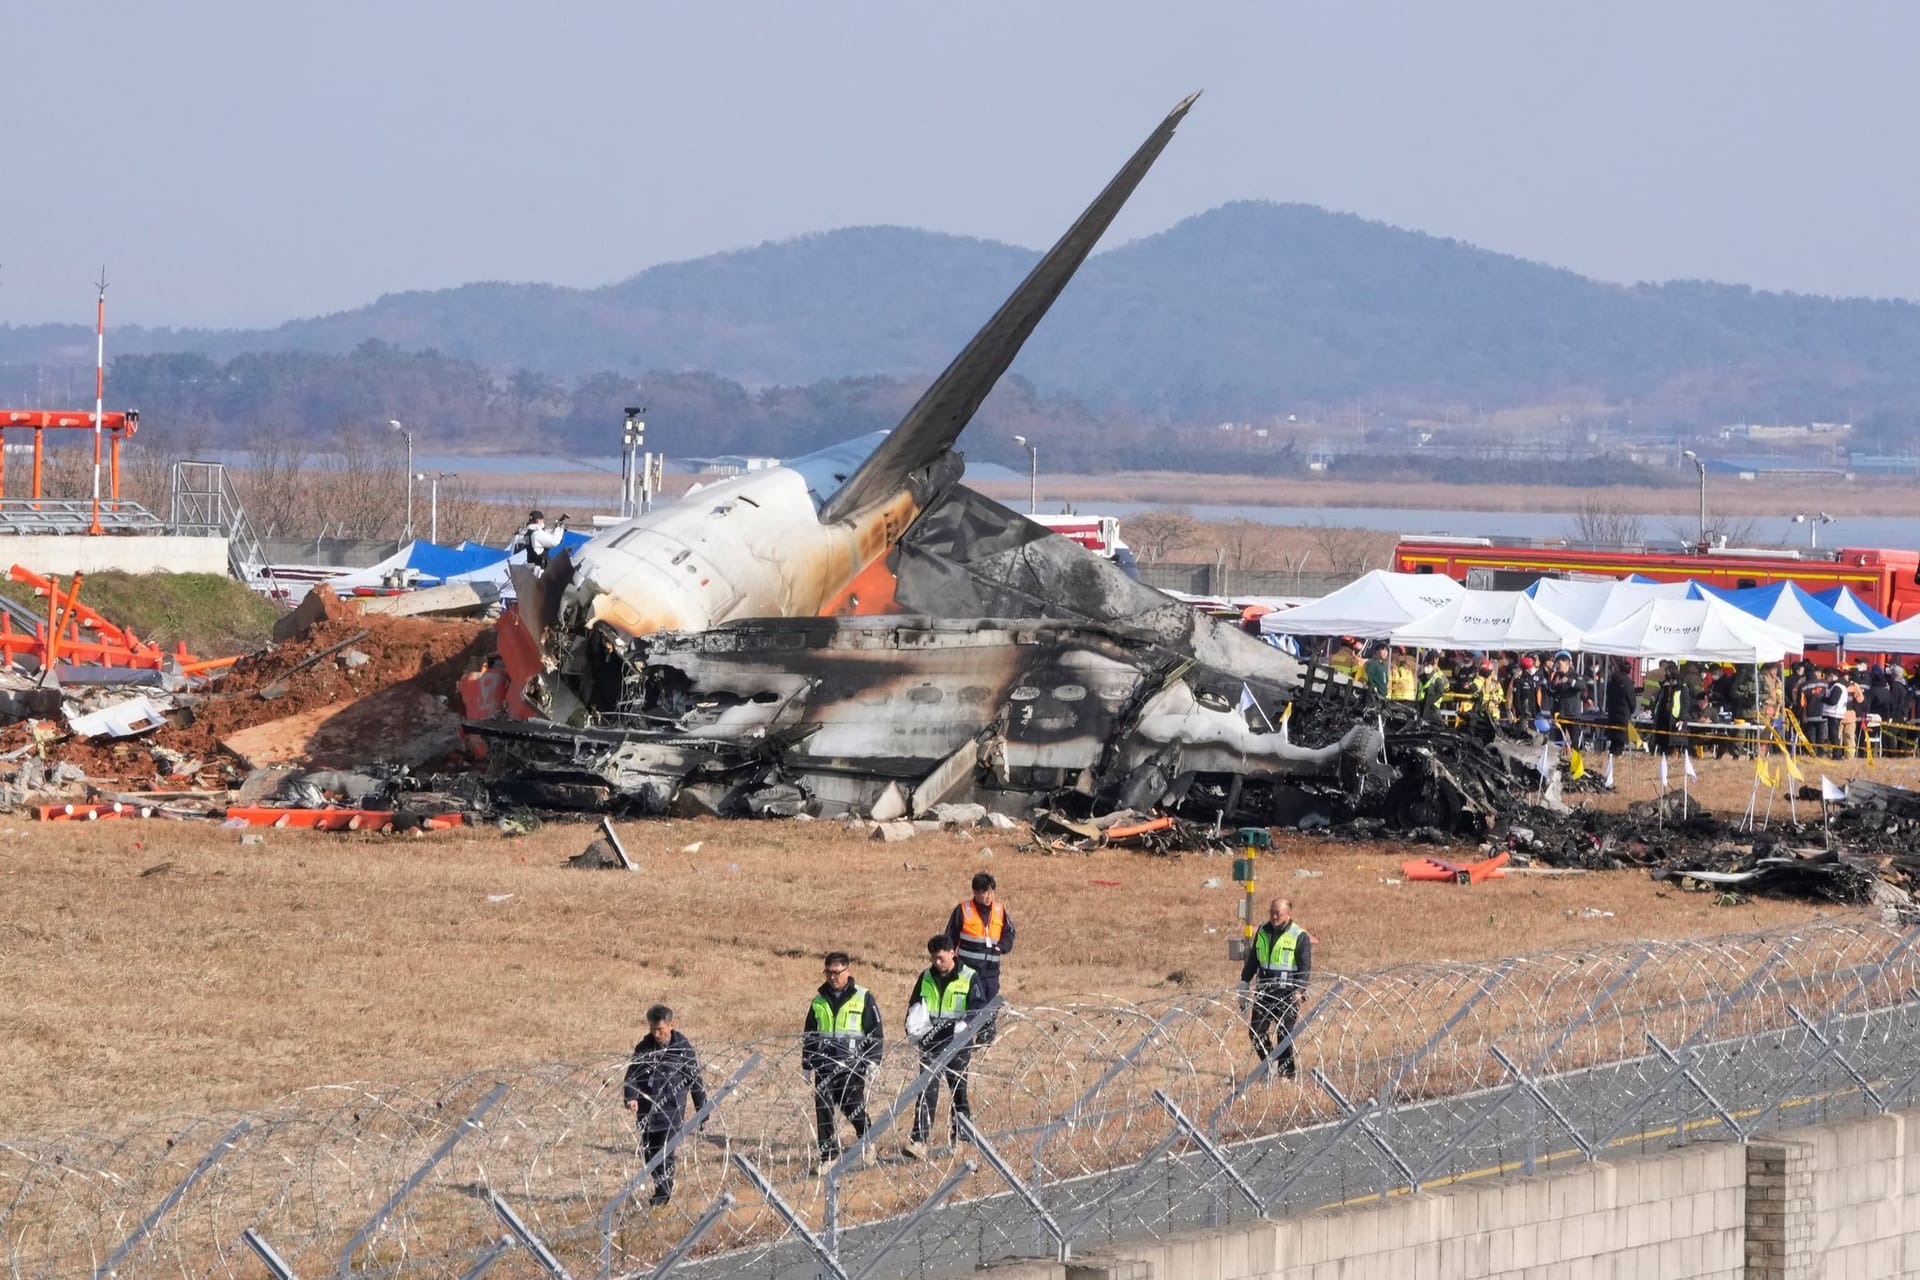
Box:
left=5, top=747, right=1893, bottom=1140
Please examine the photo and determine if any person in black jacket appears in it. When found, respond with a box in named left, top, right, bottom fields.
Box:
left=802, top=952, right=884, bottom=1170
left=1602, top=660, right=1636, bottom=764
left=623, top=1005, right=708, bottom=1207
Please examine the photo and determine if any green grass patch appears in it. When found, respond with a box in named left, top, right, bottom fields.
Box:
left=0, top=572, right=280, bottom=657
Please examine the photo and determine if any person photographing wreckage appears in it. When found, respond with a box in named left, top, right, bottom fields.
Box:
left=1238, top=898, right=1313, bottom=1078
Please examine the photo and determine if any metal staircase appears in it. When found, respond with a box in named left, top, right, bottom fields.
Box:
left=169, top=460, right=275, bottom=585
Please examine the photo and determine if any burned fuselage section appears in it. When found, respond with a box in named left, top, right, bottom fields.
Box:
left=483, top=613, right=1384, bottom=821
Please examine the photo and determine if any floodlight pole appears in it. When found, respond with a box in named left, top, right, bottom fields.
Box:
left=1682, top=450, right=1706, bottom=543
left=390, top=419, right=415, bottom=540
left=1013, top=434, right=1038, bottom=514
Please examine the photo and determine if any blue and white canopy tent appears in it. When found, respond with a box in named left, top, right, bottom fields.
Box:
left=1812, top=585, right=1894, bottom=631
left=1687, top=581, right=1869, bottom=649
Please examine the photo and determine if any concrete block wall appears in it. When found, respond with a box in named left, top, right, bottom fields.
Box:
left=987, top=1113, right=1920, bottom=1279
left=1793, top=1111, right=1920, bottom=1279
left=1, top=534, right=229, bottom=576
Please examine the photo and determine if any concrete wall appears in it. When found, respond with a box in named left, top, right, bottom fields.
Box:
left=0, top=534, right=229, bottom=576
left=983, top=1111, right=1920, bottom=1280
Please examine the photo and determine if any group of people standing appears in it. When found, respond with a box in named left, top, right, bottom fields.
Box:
left=621, top=873, right=1014, bottom=1205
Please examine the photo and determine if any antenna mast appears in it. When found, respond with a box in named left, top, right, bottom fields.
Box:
left=89, top=267, right=107, bottom=535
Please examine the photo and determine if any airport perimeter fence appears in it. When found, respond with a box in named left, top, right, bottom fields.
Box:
left=9, top=918, right=1920, bottom=1279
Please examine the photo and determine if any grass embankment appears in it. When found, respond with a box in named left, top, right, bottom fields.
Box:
left=0, top=571, right=281, bottom=658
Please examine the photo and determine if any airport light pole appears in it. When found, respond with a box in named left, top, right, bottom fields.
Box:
left=389, top=419, right=415, bottom=540
left=1681, top=449, right=1707, bottom=543
left=417, top=471, right=454, bottom=543
left=1791, top=511, right=1835, bottom=549
left=1012, top=434, right=1038, bottom=514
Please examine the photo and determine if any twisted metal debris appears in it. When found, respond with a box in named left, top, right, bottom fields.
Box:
left=7, top=919, right=1919, bottom=1278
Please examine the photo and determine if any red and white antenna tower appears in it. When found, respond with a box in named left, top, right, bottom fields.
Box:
left=89, top=267, right=107, bottom=535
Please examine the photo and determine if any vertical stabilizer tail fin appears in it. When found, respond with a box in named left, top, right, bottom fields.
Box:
left=818, top=92, right=1200, bottom=524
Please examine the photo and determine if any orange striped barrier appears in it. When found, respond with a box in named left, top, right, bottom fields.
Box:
left=222, top=807, right=464, bottom=831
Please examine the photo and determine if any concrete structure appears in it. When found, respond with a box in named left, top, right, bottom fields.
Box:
left=0, top=534, right=229, bottom=576
left=983, top=1111, right=1920, bottom=1280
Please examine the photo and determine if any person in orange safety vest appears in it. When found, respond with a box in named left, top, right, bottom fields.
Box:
left=943, top=871, right=1015, bottom=1044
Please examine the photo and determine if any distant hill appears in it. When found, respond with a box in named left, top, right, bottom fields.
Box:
left=8, top=201, right=1920, bottom=426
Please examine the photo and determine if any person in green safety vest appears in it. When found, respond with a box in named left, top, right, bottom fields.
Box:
left=1237, top=898, right=1313, bottom=1078
left=802, top=951, right=884, bottom=1172
left=901, top=935, right=988, bottom=1159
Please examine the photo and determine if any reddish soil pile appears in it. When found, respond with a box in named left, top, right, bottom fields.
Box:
left=5, top=596, right=496, bottom=788
left=168, top=612, right=494, bottom=761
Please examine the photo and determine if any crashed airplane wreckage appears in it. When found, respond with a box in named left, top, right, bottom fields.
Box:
left=468, top=94, right=1528, bottom=830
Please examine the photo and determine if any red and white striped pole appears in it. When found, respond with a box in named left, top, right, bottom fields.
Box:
left=89, top=268, right=106, bottom=535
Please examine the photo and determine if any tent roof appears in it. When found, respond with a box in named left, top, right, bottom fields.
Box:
left=1260, top=570, right=1463, bottom=637
left=1524, top=578, right=1694, bottom=631
left=1390, top=590, right=1585, bottom=651
left=1854, top=612, right=1920, bottom=656
left=1691, top=581, right=1865, bottom=646
left=1577, top=596, right=1803, bottom=663
left=1813, top=585, right=1894, bottom=630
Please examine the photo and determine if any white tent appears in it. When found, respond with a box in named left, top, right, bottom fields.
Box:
left=1260, top=570, right=1464, bottom=637
left=1525, top=578, right=1693, bottom=632
left=1854, top=613, right=1920, bottom=656
left=1390, top=590, right=1586, bottom=651
left=1577, top=597, right=1803, bottom=664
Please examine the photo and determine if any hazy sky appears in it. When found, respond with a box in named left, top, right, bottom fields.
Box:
left=8, top=3, right=1920, bottom=328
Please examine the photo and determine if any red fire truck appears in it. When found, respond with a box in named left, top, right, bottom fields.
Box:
left=1392, top=536, right=1920, bottom=622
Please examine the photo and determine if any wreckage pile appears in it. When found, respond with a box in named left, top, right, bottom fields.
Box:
left=0, top=585, right=492, bottom=821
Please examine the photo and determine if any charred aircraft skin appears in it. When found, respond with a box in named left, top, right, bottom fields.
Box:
left=480, top=94, right=1428, bottom=822
left=484, top=614, right=1382, bottom=821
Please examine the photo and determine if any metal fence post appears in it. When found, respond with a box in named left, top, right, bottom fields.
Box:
left=1310, top=1070, right=1419, bottom=1193
left=337, top=1081, right=507, bottom=1277
left=1257, top=1097, right=1382, bottom=1214
left=1488, top=1045, right=1595, bottom=1161
left=240, top=1228, right=299, bottom=1280
left=600, top=1052, right=763, bottom=1280
left=458, top=1237, right=517, bottom=1279
left=647, top=1193, right=736, bottom=1280
left=95, top=1118, right=250, bottom=1279
left=1644, top=1032, right=1744, bottom=1143
left=489, top=1190, right=572, bottom=1278
left=1032, top=1006, right=1186, bottom=1185
left=825, top=994, right=1003, bottom=1253
left=955, top=1111, right=1069, bottom=1257
left=730, top=1154, right=852, bottom=1280
left=1153, top=1091, right=1261, bottom=1213
left=1590, top=940, right=1789, bottom=1151
left=1379, top=960, right=1515, bottom=1107
left=1206, top=979, right=1347, bottom=1134
left=848, top=1164, right=974, bottom=1280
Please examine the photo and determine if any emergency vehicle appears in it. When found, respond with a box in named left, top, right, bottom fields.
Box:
left=1030, top=514, right=1140, bottom=578
left=1393, top=536, right=1920, bottom=622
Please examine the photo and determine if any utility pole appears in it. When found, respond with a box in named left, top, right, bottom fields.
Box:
left=1013, top=434, right=1038, bottom=514
left=417, top=471, right=454, bottom=543
left=1682, top=450, right=1707, bottom=544
left=389, top=419, right=415, bottom=540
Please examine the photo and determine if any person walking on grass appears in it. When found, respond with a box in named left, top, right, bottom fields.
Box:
left=802, top=951, right=883, bottom=1173
left=623, top=1004, right=708, bottom=1207
left=1238, top=898, right=1312, bottom=1079
left=944, top=871, right=1014, bottom=1044
left=902, top=936, right=988, bottom=1160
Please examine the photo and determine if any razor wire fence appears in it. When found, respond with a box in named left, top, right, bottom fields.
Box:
left=7, top=917, right=1920, bottom=1278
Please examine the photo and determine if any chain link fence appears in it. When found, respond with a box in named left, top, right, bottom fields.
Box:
left=7, top=918, right=1919, bottom=1278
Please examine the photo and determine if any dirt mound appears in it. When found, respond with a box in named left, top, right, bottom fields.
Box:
left=172, top=613, right=493, bottom=760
